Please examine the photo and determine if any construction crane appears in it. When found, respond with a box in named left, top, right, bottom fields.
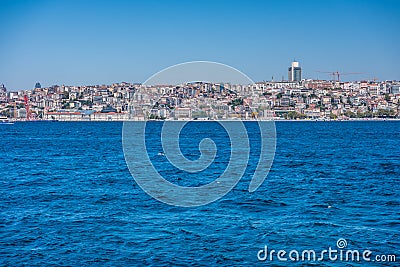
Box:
left=24, top=95, right=31, bottom=121
left=316, top=71, right=363, bottom=82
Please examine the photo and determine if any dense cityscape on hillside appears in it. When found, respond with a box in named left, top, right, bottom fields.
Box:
left=1, top=61, right=400, bottom=121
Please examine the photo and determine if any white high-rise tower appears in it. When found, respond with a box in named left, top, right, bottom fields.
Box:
left=288, top=60, right=302, bottom=82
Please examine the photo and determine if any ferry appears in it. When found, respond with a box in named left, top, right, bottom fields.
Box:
left=0, top=116, right=14, bottom=125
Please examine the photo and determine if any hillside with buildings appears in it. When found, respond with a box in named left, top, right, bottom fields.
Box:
left=1, top=62, right=399, bottom=121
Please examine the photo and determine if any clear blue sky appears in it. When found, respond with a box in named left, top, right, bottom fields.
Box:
left=0, top=0, right=399, bottom=91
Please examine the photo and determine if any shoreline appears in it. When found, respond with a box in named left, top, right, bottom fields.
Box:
left=8, top=118, right=400, bottom=122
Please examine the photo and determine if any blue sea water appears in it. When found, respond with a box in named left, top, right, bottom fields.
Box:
left=0, top=121, right=399, bottom=266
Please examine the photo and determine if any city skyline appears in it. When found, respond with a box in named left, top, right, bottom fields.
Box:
left=2, top=58, right=399, bottom=92
left=2, top=77, right=399, bottom=121
left=1, top=0, right=399, bottom=91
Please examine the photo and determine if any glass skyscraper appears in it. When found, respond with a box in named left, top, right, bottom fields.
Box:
left=288, top=61, right=302, bottom=82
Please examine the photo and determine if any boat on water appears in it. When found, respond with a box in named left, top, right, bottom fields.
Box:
left=0, top=116, right=15, bottom=125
